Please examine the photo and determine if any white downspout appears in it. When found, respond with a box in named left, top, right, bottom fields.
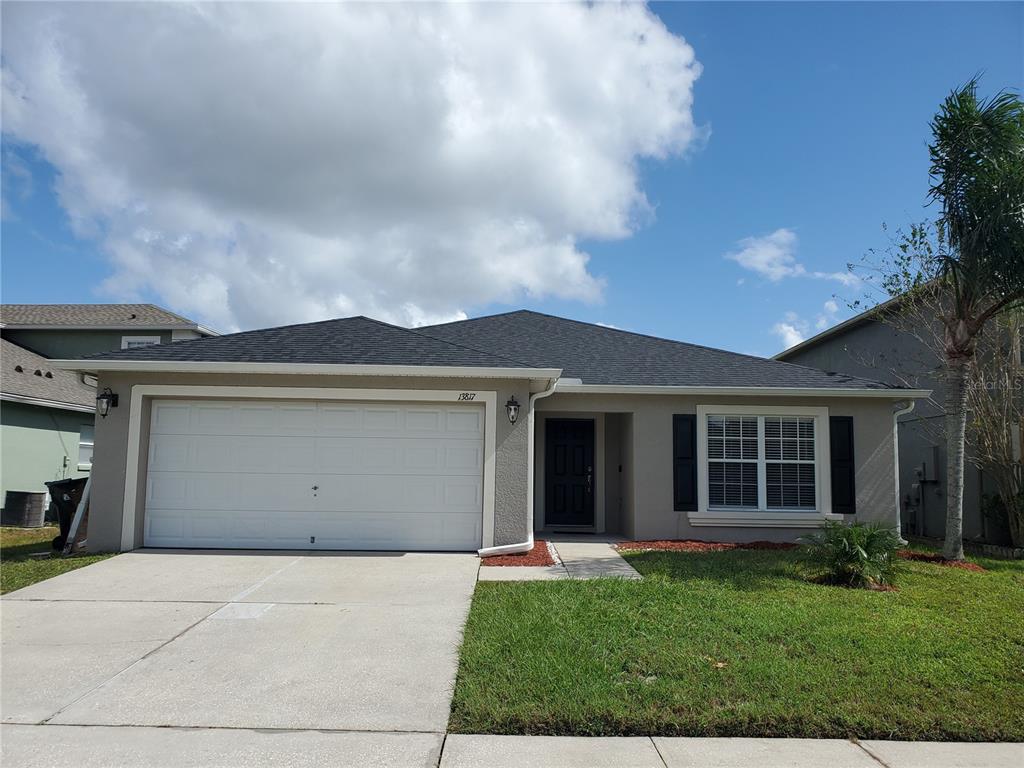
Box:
left=478, top=378, right=560, bottom=557
left=892, top=399, right=916, bottom=545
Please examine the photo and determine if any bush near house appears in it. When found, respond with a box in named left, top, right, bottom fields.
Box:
left=450, top=547, right=1024, bottom=740
left=800, top=521, right=902, bottom=589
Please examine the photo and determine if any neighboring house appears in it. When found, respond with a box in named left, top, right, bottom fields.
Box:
left=1, top=304, right=217, bottom=513
left=54, top=310, right=927, bottom=554
left=775, top=304, right=1018, bottom=545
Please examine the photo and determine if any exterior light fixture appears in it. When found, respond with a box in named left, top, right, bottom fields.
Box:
left=505, top=396, right=520, bottom=425
left=96, top=387, right=119, bottom=418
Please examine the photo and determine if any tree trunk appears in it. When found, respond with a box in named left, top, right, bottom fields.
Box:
left=943, top=356, right=971, bottom=560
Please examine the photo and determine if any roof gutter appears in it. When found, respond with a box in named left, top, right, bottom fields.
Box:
left=551, top=383, right=932, bottom=399
left=0, top=392, right=95, bottom=414
left=478, top=375, right=560, bottom=558
left=50, top=360, right=563, bottom=380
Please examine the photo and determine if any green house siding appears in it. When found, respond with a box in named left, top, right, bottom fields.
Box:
left=2, top=329, right=175, bottom=359
left=0, top=401, right=92, bottom=509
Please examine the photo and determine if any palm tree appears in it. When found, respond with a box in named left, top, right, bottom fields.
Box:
left=928, top=79, right=1024, bottom=560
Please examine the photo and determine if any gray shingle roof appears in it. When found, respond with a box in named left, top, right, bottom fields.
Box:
left=77, top=309, right=903, bottom=391
left=1, top=339, right=95, bottom=410
left=81, top=316, right=535, bottom=369
left=420, top=311, right=901, bottom=390
left=0, top=303, right=208, bottom=330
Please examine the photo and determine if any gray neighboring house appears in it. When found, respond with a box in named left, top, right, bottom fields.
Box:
left=775, top=304, right=1019, bottom=545
left=1, top=304, right=217, bottom=514
left=55, top=310, right=928, bottom=554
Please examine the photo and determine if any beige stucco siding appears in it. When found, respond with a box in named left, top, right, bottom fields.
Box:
left=87, top=371, right=907, bottom=553
left=87, top=372, right=533, bottom=552
left=537, top=392, right=900, bottom=543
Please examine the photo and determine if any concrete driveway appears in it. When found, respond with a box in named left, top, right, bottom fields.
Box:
left=1, top=550, right=479, bottom=766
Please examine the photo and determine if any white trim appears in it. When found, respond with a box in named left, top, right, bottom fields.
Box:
left=53, top=359, right=562, bottom=380
left=0, top=392, right=95, bottom=413
left=688, top=510, right=842, bottom=527
left=121, top=335, right=162, bottom=350
left=119, top=385, right=498, bottom=552
left=694, top=404, right=834, bottom=527
left=551, top=383, right=930, bottom=399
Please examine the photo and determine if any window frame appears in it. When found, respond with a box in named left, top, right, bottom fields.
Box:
left=121, top=335, right=162, bottom=350
left=77, top=423, right=95, bottom=471
left=692, top=405, right=839, bottom=527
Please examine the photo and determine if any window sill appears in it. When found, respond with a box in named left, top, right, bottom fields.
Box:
left=688, top=510, right=843, bottom=528
left=77, top=464, right=92, bottom=472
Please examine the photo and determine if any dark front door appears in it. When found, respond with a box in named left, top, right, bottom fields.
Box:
left=545, top=419, right=595, bottom=527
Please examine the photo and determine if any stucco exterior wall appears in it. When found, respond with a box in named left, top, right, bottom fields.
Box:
left=3, top=330, right=176, bottom=359
left=0, top=401, right=91, bottom=506
left=537, top=392, right=901, bottom=543
left=87, top=371, right=532, bottom=552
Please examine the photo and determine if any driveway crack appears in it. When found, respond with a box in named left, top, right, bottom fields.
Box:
left=38, top=602, right=226, bottom=725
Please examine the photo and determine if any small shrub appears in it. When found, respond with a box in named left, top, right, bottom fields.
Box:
left=800, top=522, right=901, bottom=589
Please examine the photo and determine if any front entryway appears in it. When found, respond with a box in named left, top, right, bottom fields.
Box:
left=544, top=418, right=595, bottom=527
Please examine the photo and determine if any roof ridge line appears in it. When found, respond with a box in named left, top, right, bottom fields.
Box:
left=360, top=316, right=539, bottom=369
left=424, top=308, right=900, bottom=390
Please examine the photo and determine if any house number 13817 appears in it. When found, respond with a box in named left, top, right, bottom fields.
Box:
left=458, top=392, right=476, bottom=401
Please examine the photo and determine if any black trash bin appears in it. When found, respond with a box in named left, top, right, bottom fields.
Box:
left=44, top=478, right=88, bottom=552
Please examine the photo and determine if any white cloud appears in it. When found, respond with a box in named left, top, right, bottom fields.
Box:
left=0, top=2, right=702, bottom=331
left=725, top=229, right=858, bottom=288
left=816, top=298, right=839, bottom=330
left=772, top=310, right=808, bottom=349
left=774, top=298, right=843, bottom=349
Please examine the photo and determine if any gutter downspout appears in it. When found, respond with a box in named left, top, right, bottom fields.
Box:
left=892, top=400, right=916, bottom=545
left=478, top=378, right=560, bottom=557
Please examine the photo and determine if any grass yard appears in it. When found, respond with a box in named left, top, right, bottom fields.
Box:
left=1, top=526, right=113, bottom=595
left=450, top=548, right=1024, bottom=741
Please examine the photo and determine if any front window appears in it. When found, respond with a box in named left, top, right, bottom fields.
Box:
left=764, top=417, right=816, bottom=509
left=704, top=412, right=820, bottom=512
left=707, top=415, right=759, bottom=508
left=78, top=425, right=95, bottom=470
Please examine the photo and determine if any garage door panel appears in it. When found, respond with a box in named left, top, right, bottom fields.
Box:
left=144, top=399, right=484, bottom=551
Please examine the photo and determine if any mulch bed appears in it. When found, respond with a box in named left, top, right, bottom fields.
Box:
left=897, top=550, right=986, bottom=572
left=616, top=539, right=798, bottom=553
left=480, top=540, right=556, bottom=567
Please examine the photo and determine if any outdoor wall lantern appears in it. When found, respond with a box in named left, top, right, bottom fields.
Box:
left=505, top=396, right=520, bottom=425
left=96, top=387, right=119, bottom=418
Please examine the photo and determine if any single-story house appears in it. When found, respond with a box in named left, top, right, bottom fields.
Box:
left=55, top=311, right=929, bottom=554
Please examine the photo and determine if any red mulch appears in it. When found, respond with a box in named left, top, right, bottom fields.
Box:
left=898, top=550, right=986, bottom=572
left=616, top=539, right=798, bottom=553
left=480, top=540, right=556, bottom=567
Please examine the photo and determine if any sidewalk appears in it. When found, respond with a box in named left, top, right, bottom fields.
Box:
left=3, top=727, right=1018, bottom=767
left=440, top=735, right=1022, bottom=768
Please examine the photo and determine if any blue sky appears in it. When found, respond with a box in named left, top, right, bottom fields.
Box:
left=2, top=2, right=1021, bottom=357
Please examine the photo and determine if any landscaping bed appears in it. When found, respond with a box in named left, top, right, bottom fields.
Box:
left=480, top=540, right=556, bottom=567
left=1, top=526, right=113, bottom=594
left=450, top=547, right=1024, bottom=740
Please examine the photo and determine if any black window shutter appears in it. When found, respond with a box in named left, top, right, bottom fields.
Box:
left=673, top=414, right=697, bottom=512
left=829, top=416, right=856, bottom=515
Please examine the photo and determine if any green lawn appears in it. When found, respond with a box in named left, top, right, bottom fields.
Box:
left=1, top=526, right=113, bottom=595
left=450, top=548, right=1024, bottom=740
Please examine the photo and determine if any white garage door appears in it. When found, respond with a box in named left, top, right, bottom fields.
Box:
left=144, top=399, right=484, bottom=551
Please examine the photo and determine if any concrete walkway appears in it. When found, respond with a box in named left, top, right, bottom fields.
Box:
left=2, top=728, right=1019, bottom=767
left=439, top=736, right=1022, bottom=767
left=478, top=535, right=641, bottom=581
